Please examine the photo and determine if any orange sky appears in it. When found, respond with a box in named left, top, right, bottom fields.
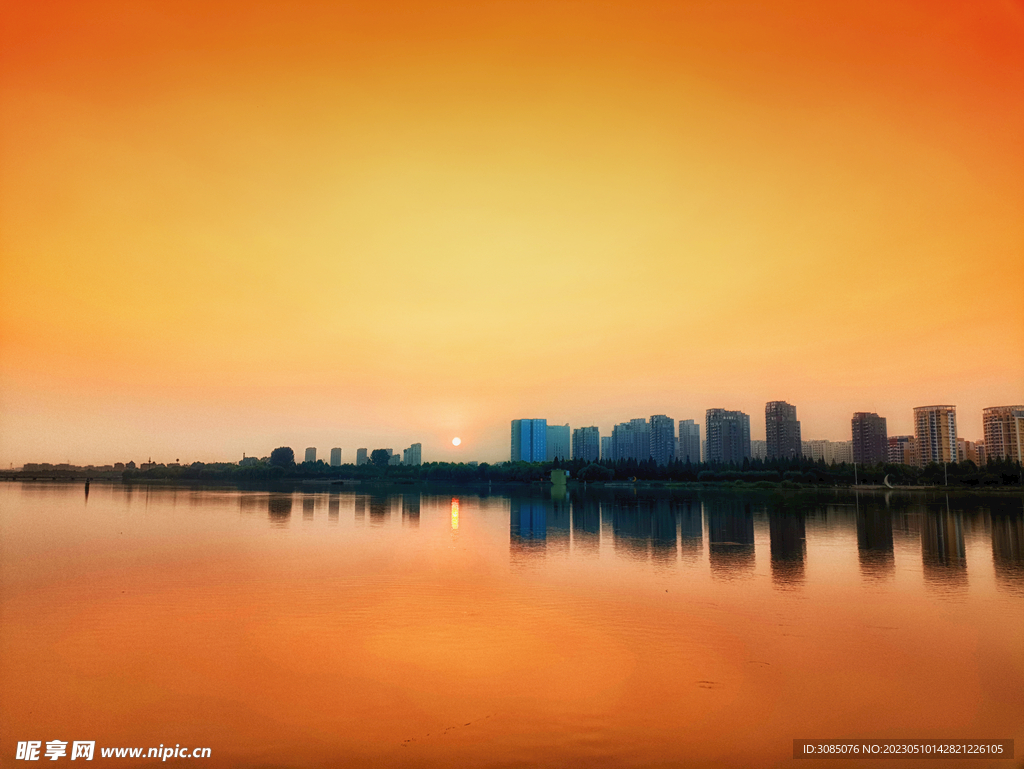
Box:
left=1, top=0, right=1022, bottom=465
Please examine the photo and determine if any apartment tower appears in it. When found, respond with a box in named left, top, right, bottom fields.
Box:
left=611, top=418, right=650, bottom=462
left=705, top=409, right=751, bottom=464
left=913, top=405, right=958, bottom=465
left=765, top=401, right=802, bottom=460
left=649, top=415, right=676, bottom=466
left=677, top=419, right=701, bottom=465
left=546, top=424, right=571, bottom=461
left=572, top=427, right=600, bottom=462
left=982, top=406, right=1024, bottom=463
left=852, top=412, right=888, bottom=465
left=511, top=419, right=548, bottom=462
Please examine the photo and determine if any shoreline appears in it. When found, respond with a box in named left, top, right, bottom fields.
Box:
left=3, top=474, right=1021, bottom=495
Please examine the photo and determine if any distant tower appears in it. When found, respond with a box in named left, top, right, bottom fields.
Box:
left=572, top=426, right=600, bottom=462
left=914, top=405, right=958, bottom=465
left=982, top=406, right=1024, bottom=463
left=765, top=401, right=802, bottom=460
left=600, top=436, right=613, bottom=461
left=611, top=418, right=650, bottom=462
left=329, top=448, right=342, bottom=467
left=851, top=412, right=888, bottom=465
left=677, top=419, right=701, bottom=464
left=887, top=435, right=916, bottom=465
left=649, top=415, right=676, bottom=466
left=511, top=419, right=547, bottom=462
left=304, top=447, right=317, bottom=463
left=705, top=409, right=751, bottom=464
left=403, top=443, right=422, bottom=466
left=356, top=448, right=368, bottom=466
left=546, top=423, right=571, bottom=461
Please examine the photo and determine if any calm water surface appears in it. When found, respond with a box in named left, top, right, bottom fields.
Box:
left=1, top=482, right=1022, bottom=767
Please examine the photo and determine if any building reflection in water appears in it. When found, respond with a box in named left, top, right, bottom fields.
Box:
left=402, top=494, right=420, bottom=527
left=368, top=494, right=389, bottom=527
left=354, top=495, right=365, bottom=525
left=610, top=498, right=650, bottom=562
left=302, top=493, right=315, bottom=520
left=705, top=497, right=755, bottom=579
left=990, top=511, right=1024, bottom=595
left=920, top=500, right=967, bottom=591
left=267, top=494, right=292, bottom=526
left=768, top=506, right=806, bottom=589
left=678, top=498, right=702, bottom=562
left=650, top=500, right=678, bottom=567
left=549, top=492, right=570, bottom=555
left=510, top=498, right=548, bottom=557
left=856, top=499, right=895, bottom=580
left=570, top=493, right=600, bottom=555
left=239, top=494, right=261, bottom=515
left=328, top=493, right=340, bottom=522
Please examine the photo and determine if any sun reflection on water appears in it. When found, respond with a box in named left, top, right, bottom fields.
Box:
left=451, top=497, right=460, bottom=530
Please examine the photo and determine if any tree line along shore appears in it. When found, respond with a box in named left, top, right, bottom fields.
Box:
left=7, top=453, right=1010, bottom=489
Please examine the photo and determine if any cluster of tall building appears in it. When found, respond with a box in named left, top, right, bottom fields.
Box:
left=886, top=405, right=1023, bottom=467
left=302, top=443, right=423, bottom=468
left=303, top=447, right=343, bottom=466
left=510, top=403, right=1024, bottom=467
left=512, top=416, right=704, bottom=466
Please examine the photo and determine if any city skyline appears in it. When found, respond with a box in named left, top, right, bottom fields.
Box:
left=7, top=400, right=1020, bottom=467
left=1, top=1, right=1022, bottom=467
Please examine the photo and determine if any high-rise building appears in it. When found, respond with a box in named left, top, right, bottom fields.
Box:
left=957, top=438, right=985, bottom=466
left=833, top=440, right=854, bottom=464
left=329, top=448, right=342, bottom=467
left=802, top=439, right=853, bottom=464
left=705, top=409, right=751, bottom=464
left=982, top=406, right=1024, bottom=463
left=511, top=419, right=547, bottom=462
left=403, top=443, right=422, bottom=466
left=388, top=453, right=401, bottom=466
left=750, top=440, right=767, bottom=460
left=648, top=415, right=676, bottom=466
left=887, top=435, right=916, bottom=465
left=802, top=440, right=828, bottom=463
left=572, top=427, right=600, bottom=462
left=852, top=412, right=888, bottom=465
left=677, top=419, right=701, bottom=465
left=546, top=423, right=571, bottom=461
left=765, top=401, right=802, bottom=460
left=914, top=405, right=958, bottom=465
left=304, top=447, right=317, bottom=463
left=356, top=448, right=368, bottom=466
left=612, top=418, right=650, bottom=462
left=600, top=436, right=613, bottom=461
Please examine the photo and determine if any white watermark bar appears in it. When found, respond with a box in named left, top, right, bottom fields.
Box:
left=794, top=739, right=1013, bottom=759
left=16, top=741, right=211, bottom=761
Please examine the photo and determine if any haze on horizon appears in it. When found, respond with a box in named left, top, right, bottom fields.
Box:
left=1, top=0, right=1022, bottom=467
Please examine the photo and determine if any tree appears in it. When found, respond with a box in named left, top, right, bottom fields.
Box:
left=370, top=449, right=391, bottom=468
left=269, top=447, right=294, bottom=467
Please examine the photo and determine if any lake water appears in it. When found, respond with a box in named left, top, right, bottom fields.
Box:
left=1, top=481, right=1021, bottom=767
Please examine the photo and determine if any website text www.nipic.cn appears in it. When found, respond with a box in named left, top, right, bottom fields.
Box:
left=16, top=741, right=211, bottom=761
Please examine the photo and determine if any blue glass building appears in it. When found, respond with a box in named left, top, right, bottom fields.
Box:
left=511, top=418, right=547, bottom=462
